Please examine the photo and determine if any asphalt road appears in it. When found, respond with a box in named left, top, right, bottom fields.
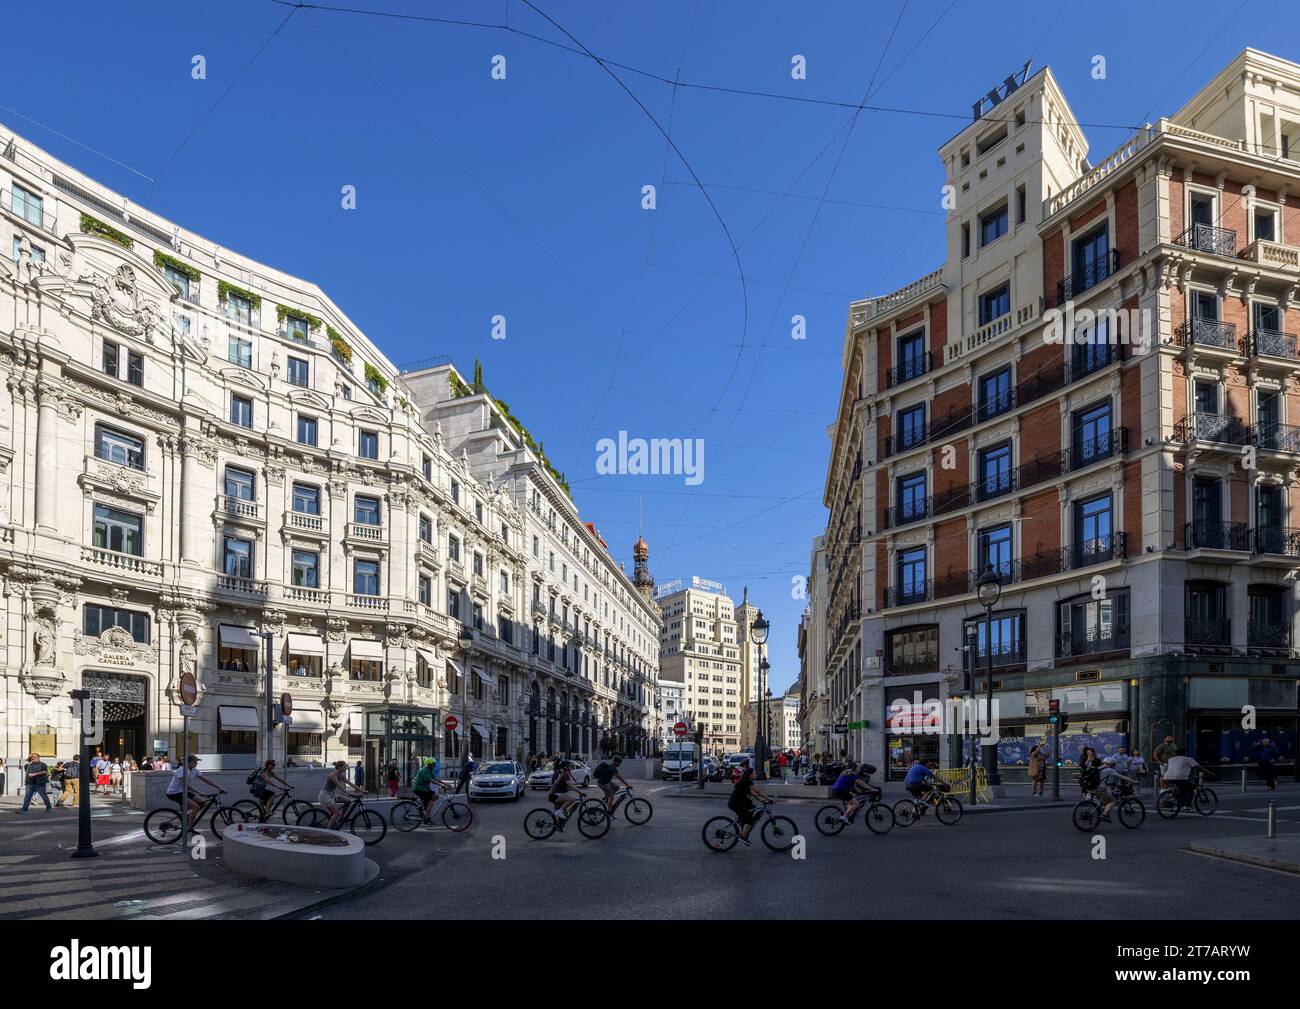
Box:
left=305, top=782, right=1300, bottom=920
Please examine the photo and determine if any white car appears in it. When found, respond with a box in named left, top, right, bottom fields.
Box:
left=527, top=760, right=592, bottom=789
left=468, top=760, right=527, bottom=801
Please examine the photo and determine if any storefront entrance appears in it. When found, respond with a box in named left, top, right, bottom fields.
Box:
left=888, top=733, right=941, bottom=778
left=83, top=670, right=148, bottom=761
left=360, top=705, right=438, bottom=791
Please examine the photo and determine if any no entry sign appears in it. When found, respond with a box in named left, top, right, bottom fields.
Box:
left=673, top=721, right=688, bottom=736
left=445, top=715, right=459, bottom=732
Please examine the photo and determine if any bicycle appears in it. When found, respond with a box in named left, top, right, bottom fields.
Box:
left=144, top=790, right=244, bottom=844
left=298, top=792, right=388, bottom=845
left=390, top=785, right=475, bottom=832
left=892, top=782, right=963, bottom=826
left=582, top=786, right=652, bottom=826
left=1072, top=784, right=1145, bottom=831
left=702, top=799, right=799, bottom=852
left=814, top=790, right=895, bottom=836
left=523, top=791, right=610, bottom=840
left=1156, top=771, right=1217, bottom=818
left=230, top=786, right=313, bottom=826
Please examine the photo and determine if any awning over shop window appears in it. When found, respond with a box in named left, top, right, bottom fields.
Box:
left=219, top=625, right=260, bottom=651
left=290, top=710, right=325, bottom=731
left=286, top=633, right=325, bottom=657
left=218, top=705, right=260, bottom=730
left=472, top=665, right=492, bottom=685
left=350, top=639, right=384, bottom=661
left=470, top=720, right=490, bottom=738
left=416, top=647, right=438, bottom=667
left=447, top=658, right=466, bottom=680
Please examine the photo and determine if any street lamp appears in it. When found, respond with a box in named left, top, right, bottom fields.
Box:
left=750, top=610, right=770, bottom=779
left=975, top=565, right=1002, bottom=788
left=458, top=625, right=474, bottom=773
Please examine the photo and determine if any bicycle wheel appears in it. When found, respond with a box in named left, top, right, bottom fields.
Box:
left=210, top=805, right=246, bottom=840
left=230, top=799, right=263, bottom=821
left=297, top=807, right=330, bottom=828
left=624, top=798, right=653, bottom=825
left=702, top=816, right=739, bottom=852
left=1156, top=790, right=1181, bottom=818
left=935, top=797, right=963, bottom=825
left=577, top=804, right=610, bottom=839
left=1194, top=787, right=1217, bottom=816
left=814, top=804, right=847, bottom=836
left=1072, top=800, right=1100, bottom=832
left=760, top=815, right=799, bottom=852
left=892, top=799, right=919, bottom=827
left=390, top=800, right=424, bottom=832
left=283, top=800, right=313, bottom=824
left=1118, top=797, right=1146, bottom=829
left=864, top=802, right=895, bottom=835
left=349, top=809, right=387, bottom=846
left=143, top=807, right=183, bottom=844
left=442, top=801, right=474, bottom=832
left=524, top=807, right=558, bottom=840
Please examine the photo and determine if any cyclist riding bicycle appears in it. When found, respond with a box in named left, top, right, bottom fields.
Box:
left=727, top=765, right=774, bottom=846
left=165, top=754, right=225, bottom=832
left=832, top=762, right=880, bottom=823
left=412, top=757, right=440, bottom=821
left=1096, top=756, right=1136, bottom=821
left=1162, top=748, right=1202, bottom=808
left=320, top=760, right=365, bottom=829
left=547, top=760, right=584, bottom=827
left=249, top=758, right=291, bottom=819
left=593, top=756, right=631, bottom=814
left=902, top=759, right=938, bottom=801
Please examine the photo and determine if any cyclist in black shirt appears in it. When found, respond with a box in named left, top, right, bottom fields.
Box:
left=726, top=766, right=773, bottom=846
left=593, top=756, right=631, bottom=814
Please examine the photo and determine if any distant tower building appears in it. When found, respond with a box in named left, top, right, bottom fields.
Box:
left=632, top=534, right=655, bottom=602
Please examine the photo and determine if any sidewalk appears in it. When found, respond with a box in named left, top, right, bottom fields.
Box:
left=1188, top=835, right=1300, bottom=875
left=0, top=797, right=378, bottom=920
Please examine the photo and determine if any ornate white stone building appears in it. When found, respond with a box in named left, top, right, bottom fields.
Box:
left=0, top=123, right=541, bottom=782
left=402, top=362, right=661, bottom=757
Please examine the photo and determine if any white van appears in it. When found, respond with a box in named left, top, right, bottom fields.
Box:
left=661, top=741, right=700, bottom=780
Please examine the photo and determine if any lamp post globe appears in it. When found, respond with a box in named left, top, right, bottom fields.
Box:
left=975, top=565, right=1002, bottom=787
left=458, top=626, right=474, bottom=771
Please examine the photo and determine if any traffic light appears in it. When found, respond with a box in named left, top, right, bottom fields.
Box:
left=1047, top=699, right=1060, bottom=726
left=1058, top=711, right=1069, bottom=732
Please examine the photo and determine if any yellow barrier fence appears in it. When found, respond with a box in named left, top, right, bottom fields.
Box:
left=934, top=765, right=990, bottom=804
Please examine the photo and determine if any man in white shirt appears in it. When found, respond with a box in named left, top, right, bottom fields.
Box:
left=1162, top=748, right=1200, bottom=808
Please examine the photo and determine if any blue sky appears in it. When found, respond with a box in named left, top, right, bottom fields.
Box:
left=5, top=0, right=1294, bottom=688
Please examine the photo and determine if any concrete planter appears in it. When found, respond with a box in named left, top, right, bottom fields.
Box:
left=221, top=823, right=366, bottom=888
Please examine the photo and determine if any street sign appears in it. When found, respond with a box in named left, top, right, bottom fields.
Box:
left=673, top=721, right=688, bottom=737
left=444, top=715, right=459, bottom=732
left=833, top=722, right=848, bottom=733
left=179, top=672, right=197, bottom=706
left=280, top=692, right=293, bottom=716
left=179, top=703, right=197, bottom=718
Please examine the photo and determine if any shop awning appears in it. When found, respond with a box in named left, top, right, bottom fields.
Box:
left=350, top=639, right=384, bottom=661
left=348, top=711, right=363, bottom=733
left=218, top=705, right=260, bottom=729
left=290, top=709, right=324, bottom=731
left=471, top=720, right=490, bottom=738
left=416, top=647, right=438, bottom=667
left=446, top=658, right=466, bottom=680
left=472, top=665, right=492, bottom=685
left=286, top=633, right=325, bottom=657
left=219, top=624, right=260, bottom=651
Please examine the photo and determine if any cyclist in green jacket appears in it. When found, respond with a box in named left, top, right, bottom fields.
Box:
left=413, top=758, right=439, bottom=822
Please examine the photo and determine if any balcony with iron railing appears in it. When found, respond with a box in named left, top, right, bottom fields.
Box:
left=1174, top=413, right=1249, bottom=446
left=884, top=423, right=929, bottom=458
left=1254, top=525, right=1300, bottom=558
left=1068, top=532, right=1128, bottom=569
left=1176, top=223, right=1237, bottom=258
left=1175, top=318, right=1238, bottom=352
left=881, top=497, right=930, bottom=530
left=3, top=189, right=60, bottom=237
left=886, top=351, right=932, bottom=389
left=1247, top=620, right=1291, bottom=650
left=883, top=581, right=930, bottom=609
left=1253, top=422, right=1300, bottom=454
left=1185, top=618, right=1231, bottom=650
left=1067, top=340, right=1126, bottom=383
left=968, top=639, right=1028, bottom=670
left=1056, top=624, right=1131, bottom=659
left=1184, top=520, right=1251, bottom=552
left=1242, top=328, right=1299, bottom=362
left=1056, top=249, right=1121, bottom=306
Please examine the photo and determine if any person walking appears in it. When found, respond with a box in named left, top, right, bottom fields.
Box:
left=18, top=753, right=52, bottom=813
left=49, top=761, right=66, bottom=807
left=61, top=755, right=80, bottom=808
left=1027, top=744, right=1047, bottom=797
left=1253, top=737, right=1281, bottom=791
left=385, top=763, right=400, bottom=798
left=777, top=751, right=788, bottom=781
left=1129, top=750, right=1147, bottom=795
left=354, top=759, right=365, bottom=789
left=109, top=757, right=123, bottom=796
left=1154, top=735, right=1177, bottom=789
left=454, top=753, right=477, bottom=795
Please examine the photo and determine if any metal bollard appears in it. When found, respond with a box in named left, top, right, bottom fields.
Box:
left=1267, top=800, right=1277, bottom=839
left=1242, top=767, right=1248, bottom=793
